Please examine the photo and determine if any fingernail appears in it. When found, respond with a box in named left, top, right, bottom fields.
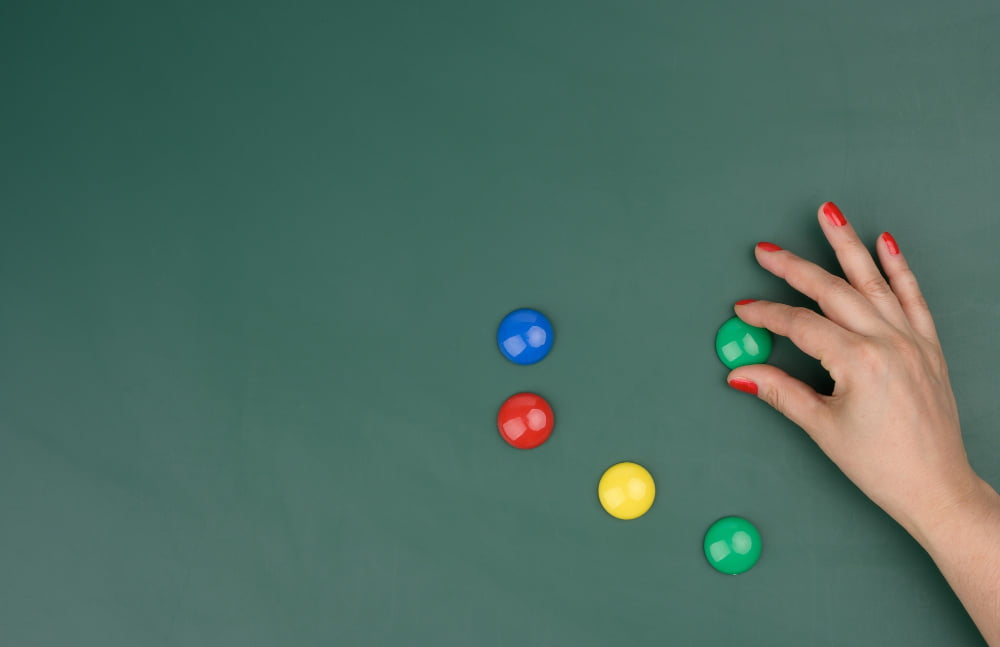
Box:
left=757, top=242, right=782, bottom=252
left=822, top=201, right=847, bottom=227
left=882, top=232, right=900, bottom=255
left=735, top=299, right=757, bottom=306
left=728, top=378, right=759, bottom=395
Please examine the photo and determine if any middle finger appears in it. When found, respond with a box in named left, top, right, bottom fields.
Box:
left=754, top=242, right=888, bottom=336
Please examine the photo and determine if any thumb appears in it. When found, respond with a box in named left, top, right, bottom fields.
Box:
left=727, top=364, right=831, bottom=440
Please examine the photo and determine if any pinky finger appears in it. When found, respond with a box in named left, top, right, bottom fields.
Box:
left=877, top=232, right=939, bottom=342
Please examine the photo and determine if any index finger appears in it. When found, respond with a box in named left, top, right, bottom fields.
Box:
left=734, top=300, right=858, bottom=372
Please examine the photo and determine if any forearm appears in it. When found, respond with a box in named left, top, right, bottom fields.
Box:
left=907, top=477, right=1000, bottom=644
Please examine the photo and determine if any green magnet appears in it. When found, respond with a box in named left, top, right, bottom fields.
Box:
left=704, top=516, right=762, bottom=575
left=715, top=316, right=773, bottom=369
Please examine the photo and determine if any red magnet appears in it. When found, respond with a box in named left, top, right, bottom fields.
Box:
left=497, top=392, right=554, bottom=449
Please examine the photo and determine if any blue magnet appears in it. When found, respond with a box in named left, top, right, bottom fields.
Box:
left=497, top=308, right=553, bottom=365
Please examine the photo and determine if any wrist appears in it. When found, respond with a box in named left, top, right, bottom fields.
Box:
left=903, top=476, right=1000, bottom=551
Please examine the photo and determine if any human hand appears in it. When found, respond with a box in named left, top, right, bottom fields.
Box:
left=726, top=202, right=988, bottom=537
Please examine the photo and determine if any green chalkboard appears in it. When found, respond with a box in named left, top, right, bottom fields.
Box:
left=2, top=1, right=998, bottom=645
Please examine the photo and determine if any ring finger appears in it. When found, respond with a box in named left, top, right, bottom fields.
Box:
left=817, top=201, right=909, bottom=330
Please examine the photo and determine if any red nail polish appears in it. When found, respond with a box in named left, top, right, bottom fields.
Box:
left=882, top=232, right=900, bottom=255
left=757, top=242, right=782, bottom=252
left=735, top=299, right=757, bottom=306
left=822, top=202, right=847, bottom=227
left=728, top=378, right=758, bottom=395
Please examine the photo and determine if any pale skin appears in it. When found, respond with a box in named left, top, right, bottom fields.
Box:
left=727, top=202, right=1000, bottom=644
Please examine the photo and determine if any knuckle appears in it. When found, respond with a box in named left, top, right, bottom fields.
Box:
left=757, top=302, right=785, bottom=326
left=842, top=237, right=870, bottom=256
left=787, top=306, right=816, bottom=330
left=907, top=290, right=930, bottom=312
left=762, top=387, right=785, bottom=413
left=893, top=269, right=929, bottom=306
left=855, top=340, right=892, bottom=375
left=858, top=275, right=893, bottom=300
left=825, top=277, right=855, bottom=300
left=896, top=266, right=917, bottom=282
left=899, top=334, right=948, bottom=377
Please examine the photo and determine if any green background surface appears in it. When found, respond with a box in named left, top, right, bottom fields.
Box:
left=2, top=1, right=999, bottom=645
